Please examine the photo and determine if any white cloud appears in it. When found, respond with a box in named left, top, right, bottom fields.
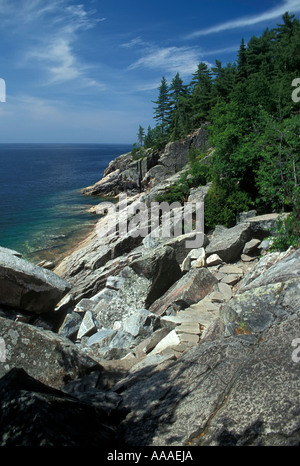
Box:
left=3, top=1, right=105, bottom=87
left=200, top=45, right=240, bottom=57
left=28, top=38, right=83, bottom=83
left=121, top=37, right=149, bottom=48
left=135, top=81, right=162, bottom=92
left=0, top=0, right=62, bottom=26
left=186, top=0, right=300, bottom=38
left=128, top=45, right=204, bottom=76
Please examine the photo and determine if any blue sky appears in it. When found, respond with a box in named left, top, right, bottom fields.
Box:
left=0, top=0, right=300, bottom=143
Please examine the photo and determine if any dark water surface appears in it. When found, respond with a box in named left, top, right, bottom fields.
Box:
left=0, top=143, right=132, bottom=263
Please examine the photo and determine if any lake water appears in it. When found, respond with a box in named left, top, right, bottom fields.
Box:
left=0, top=143, right=132, bottom=264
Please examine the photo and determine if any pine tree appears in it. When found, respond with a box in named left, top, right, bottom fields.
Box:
left=144, top=126, right=153, bottom=148
left=137, top=125, right=145, bottom=146
left=236, top=38, right=247, bottom=82
left=168, top=73, right=190, bottom=139
left=211, top=60, right=236, bottom=103
left=189, top=63, right=213, bottom=128
left=246, top=29, right=275, bottom=77
left=153, top=77, right=171, bottom=135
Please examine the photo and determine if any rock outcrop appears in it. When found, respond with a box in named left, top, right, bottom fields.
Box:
left=82, top=127, right=209, bottom=196
left=0, top=128, right=299, bottom=447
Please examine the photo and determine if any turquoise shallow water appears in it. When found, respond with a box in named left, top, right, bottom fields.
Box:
left=0, top=143, right=132, bottom=263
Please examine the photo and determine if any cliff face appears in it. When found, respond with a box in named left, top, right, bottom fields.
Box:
left=82, top=127, right=209, bottom=196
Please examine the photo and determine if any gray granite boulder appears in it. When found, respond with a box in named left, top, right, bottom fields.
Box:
left=95, top=267, right=151, bottom=329
left=0, top=316, right=100, bottom=389
left=130, top=245, right=182, bottom=308
left=205, top=222, right=251, bottom=263
left=0, top=251, right=70, bottom=314
left=149, top=267, right=218, bottom=316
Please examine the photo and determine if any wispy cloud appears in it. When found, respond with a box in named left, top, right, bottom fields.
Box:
left=28, top=38, right=83, bottom=83
left=186, top=0, right=300, bottom=38
left=3, top=1, right=105, bottom=87
left=0, top=0, right=63, bottom=27
left=127, top=45, right=205, bottom=76
left=200, top=45, right=239, bottom=57
left=121, top=37, right=147, bottom=48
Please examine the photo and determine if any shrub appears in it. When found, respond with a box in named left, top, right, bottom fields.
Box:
left=188, top=162, right=211, bottom=187
left=204, top=179, right=253, bottom=231
left=270, top=212, right=300, bottom=251
left=155, top=181, right=190, bottom=204
left=131, top=144, right=147, bottom=161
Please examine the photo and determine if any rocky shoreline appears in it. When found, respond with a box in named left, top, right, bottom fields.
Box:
left=0, top=128, right=299, bottom=446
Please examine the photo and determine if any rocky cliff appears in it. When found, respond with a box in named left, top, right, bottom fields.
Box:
left=0, top=129, right=299, bottom=447
left=82, top=127, right=209, bottom=196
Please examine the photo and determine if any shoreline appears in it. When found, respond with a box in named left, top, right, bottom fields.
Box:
left=26, top=219, right=98, bottom=267
left=25, top=194, right=109, bottom=269
left=52, top=195, right=119, bottom=272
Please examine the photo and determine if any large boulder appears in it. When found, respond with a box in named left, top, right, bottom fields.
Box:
left=205, top=223, right=251, bottom=263
left=158, top=127, right=209, bottom=175
left=237, top=247, right=300, bottom=292
left=0, top=368, right=121, bottom=446
left=0, top=317, right=101, bottom=389
left=94, top=267, right=151, bottom=329
left=237, top=212, right=285, bottom=239
left=0, top=252, right=70, bottom=314
left=149, top=267, right=218, bottom=316
left=81, top=127, right=208, bottom=196
left=130, top=245, right=182, bottom=308
left=0, top=246, right=22, bottom=257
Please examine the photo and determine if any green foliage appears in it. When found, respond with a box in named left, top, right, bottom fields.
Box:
left=204, top=180, right=253, bottom=230
left=144, top=125, right=168, bottom=150
left=155, top=181, right=190, bottom=204
left=270, top=212, right=300, bottom=251
left=211, top=60, right=236, bottom=104
left=188, top=162, right=211, bottom=187
left=153, top=77, right=171, bottom=135
left=255, top=111, right=300, bottom=211
left=189, top=62, right=213, bottom=127
left=154, top=157, right=211, bottom=205
left=131, top=143, right=147, bottom=161
left=137, top=125, right=145, bottom=146
left=136, top=13, right=300, bottom=234
left=188, top=146, right=207, bottom=163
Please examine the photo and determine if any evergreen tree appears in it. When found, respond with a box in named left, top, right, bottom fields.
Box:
left=255, top=110, right=300, bottom=211
left=144, top=125, right=154, bottom=148
left=236, top=38, right=247, bottom=82
left=246, top=29, right=275, bottom=77
left=189, top=62, right=213, bottom=127
left=211, top=60, right=236, bottom=103
left=168, top=73, right=190, bottom=139
left=153, top=76, right=171, bottom=135
left=137, top=125, right=145, bottom=146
